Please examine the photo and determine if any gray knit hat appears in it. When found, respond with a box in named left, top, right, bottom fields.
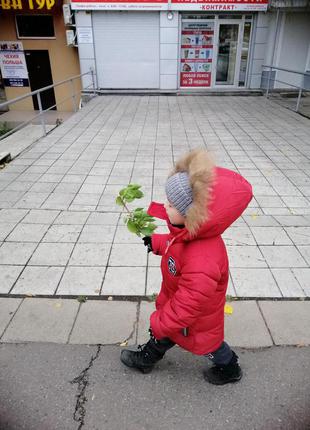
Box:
left=165, top=172, right=193, bottom=216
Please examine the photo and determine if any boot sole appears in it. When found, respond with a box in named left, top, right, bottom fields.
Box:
left=204, top=371, right=243, bottom=385
left=120, top=355, right=154, bottom=374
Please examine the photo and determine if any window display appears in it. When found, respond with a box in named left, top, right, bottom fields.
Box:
left=180, top=21, right=214, bottom=87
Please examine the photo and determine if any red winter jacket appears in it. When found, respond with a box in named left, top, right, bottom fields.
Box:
left=148, top=166, right=252, bottom=355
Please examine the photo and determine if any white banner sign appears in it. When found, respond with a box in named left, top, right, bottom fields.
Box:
left=0, top=41, right=29, bottom=87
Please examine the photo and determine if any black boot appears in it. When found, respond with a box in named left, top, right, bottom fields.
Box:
left=120, top=336, right=175, bottom=374
left=204, top=351, right=242, bottom=385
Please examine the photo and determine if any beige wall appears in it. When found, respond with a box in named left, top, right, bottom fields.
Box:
left=0, top=10, right=81, bottom=111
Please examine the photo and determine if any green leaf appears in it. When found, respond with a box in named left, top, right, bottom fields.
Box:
left=134, top=190, right=143, bottom=199
left=128, top=184, right=141, bottom=190
left=127, top=219, right=138, bottom=234
left=115, top=196, right=123, bottom=206
left=141, top=225, right=156, bottom=236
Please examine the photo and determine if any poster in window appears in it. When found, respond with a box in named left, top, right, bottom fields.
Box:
left=0, top=41, right=29, bottom=87
left=180, top=22, right=214, bottom=87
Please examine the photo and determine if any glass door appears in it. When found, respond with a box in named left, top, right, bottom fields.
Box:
left=216, top=23, right=240, bottom=86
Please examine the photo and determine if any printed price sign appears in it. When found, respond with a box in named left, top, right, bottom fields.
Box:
left=180, top=22, right=214, bottom=87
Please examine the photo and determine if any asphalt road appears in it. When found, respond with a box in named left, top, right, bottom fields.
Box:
left=0, top=344, right=309, bottom=430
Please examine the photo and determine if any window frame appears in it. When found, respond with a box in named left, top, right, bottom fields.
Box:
left=15, top=14, right=56, bottom=40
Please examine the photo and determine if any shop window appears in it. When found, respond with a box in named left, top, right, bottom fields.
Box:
left=16, top=15, right=55, bottom=38
left=219, top=15, right=242, bottom=19
left=183, top=14, right=215, bottom=19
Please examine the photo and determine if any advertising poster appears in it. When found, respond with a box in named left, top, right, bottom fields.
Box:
left=180, top=22, right=214, bottom=87
left=0, top=41, right=29, bottom=87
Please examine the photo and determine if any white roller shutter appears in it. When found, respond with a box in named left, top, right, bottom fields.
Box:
left=93, top=11, right=160, bottom=89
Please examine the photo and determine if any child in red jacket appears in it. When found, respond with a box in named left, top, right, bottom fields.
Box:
left=121, top=149, right=253, bottom=385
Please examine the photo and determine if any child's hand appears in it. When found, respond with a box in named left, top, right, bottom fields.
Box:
left=142, top=236, right=152, bottom=253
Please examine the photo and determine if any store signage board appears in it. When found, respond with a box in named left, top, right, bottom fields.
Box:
left=0, top=41, right=29, bottom=87
left=0, top=0, right=56, bottom=10
left=70, top=0, right=268, bottom=10
left=71, top=0, right=167, bottom=10
left=172, top=0, right=268, bottom=10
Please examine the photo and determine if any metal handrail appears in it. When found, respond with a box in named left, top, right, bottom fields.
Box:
left=262, top=64, right=309, bottom=113
left=263, top=64, right=309, bottom=78
left=0, top=69, right=96, bottom=141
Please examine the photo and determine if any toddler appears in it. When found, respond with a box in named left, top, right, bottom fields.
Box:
left=121, top=149, right=252, bottom=385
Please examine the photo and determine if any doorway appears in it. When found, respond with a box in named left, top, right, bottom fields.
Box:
left=216, top=23, right=240, bottom=85
left=180, top=15, right=253, bottom=88
left=25, top=50, right=56, bottom=110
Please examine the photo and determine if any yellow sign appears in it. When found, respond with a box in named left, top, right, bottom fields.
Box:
left=0, top=0, right=56, bottom=9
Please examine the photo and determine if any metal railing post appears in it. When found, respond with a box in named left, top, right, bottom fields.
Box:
left=91, top=69, right=96, bottom=95
left=36, top=92, right=47, bottom=137
left=266, top=65, right=272, bottom=98
left=296, top=87, right=303, bottom=112
left=70, top=79, right=78, bottom=112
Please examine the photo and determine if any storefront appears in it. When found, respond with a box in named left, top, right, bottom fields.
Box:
left=0, top=0, right=81, bottom=111
left=71, top=0, right=270, bottom=91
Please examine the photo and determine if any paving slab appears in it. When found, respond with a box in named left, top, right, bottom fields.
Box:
left=1, top=298, right=79, bottom=343
left=11, top=266, right=64, bottom=295
left=224, top=301, right=273, bottom=347
left=0, top=242, right=37, bottom=265
left=137, top=301, right=155, bottom=344
left=69, top=300, right=138, bottom=344
left=231, top=268, right=282, bottom=297
left=102, top=266, right=146, bottom=296
left=0, top=298, right=22, bottom=336
left=0, top=265, right=24, bottom=294
left=259, top=300, right=310, bottom=345
left=56, top=266, right=105, bottom=295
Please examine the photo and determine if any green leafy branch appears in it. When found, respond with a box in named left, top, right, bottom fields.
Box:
left=115, top=184, right=157, bottom=237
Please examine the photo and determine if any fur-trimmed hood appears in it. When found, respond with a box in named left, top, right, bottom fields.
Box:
left=149, top=149, right=253, bottom=240
left=168, top=149, right=215, bottom=236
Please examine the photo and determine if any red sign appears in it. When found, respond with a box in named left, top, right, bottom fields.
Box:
left=71, top=0, right=268, bottom=10
left=180, top=22, right=214, bottom=88
left=181, top=72, right=211, bottom=87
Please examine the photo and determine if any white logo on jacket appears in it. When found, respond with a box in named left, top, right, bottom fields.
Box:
left=168, top=256, right=177, bottom=276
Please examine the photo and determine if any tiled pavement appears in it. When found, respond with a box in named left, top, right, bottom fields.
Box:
left=1, top=298, right=310, bottom=347
left=0, top=95, right=310, bottom=298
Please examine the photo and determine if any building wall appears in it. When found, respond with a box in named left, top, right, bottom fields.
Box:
left=275, top=12, right=310, bottom=90
left=0, top=11, right=81, bottom=111
left=75, top=11, right=95, bottom=91
left=249, top=12, right=269, bottom=88
left=160, top=11, right=179, bottom=90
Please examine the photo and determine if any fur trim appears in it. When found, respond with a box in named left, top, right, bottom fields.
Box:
left=169, top=148, right=215, bottom=237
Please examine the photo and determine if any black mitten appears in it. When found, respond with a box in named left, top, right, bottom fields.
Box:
left=142, top=236, right=153, bottom=253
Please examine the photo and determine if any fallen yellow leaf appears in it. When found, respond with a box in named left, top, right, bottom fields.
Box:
left=250, top=214, right=258, bottom=220
left=54, top=303, right=62, bottom=309
left=120, top=340, right=128, bottom=347
left=224, top=304, right=233, bottom=315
